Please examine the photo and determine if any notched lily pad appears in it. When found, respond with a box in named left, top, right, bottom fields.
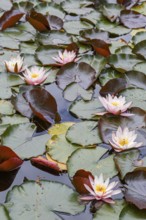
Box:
left=57, top=62, right=96, bottom=90
left=124, top=170, right=146, bottom=209
left=66, top=121, right=102, bottom=146
left=4, top=180, right=85, bottom=220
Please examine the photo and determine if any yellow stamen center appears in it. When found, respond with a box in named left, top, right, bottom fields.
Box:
left=31, top=73, right=39, bottom=78
left=95, top=184, right=106, bottom=193
left=119, top=138, right=129, bottom=146
left=112, top=101, right=119, bottom=106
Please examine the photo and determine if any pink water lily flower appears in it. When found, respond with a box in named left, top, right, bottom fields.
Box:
left=80, top=174, right=121, bottom=204
left=52, top=50, right=78, bottom=66
left=96, top=94, right=133, bottom=116
left=22, top=66, right=49, bottom=85
left=5, top=55, right=25, bottom=73
left=109, top=127, right=142, bottom=152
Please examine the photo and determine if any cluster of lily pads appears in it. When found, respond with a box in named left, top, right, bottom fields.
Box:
left=1, top=0, right=146, bottom=219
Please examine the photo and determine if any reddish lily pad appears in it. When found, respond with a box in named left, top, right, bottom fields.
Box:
left=0, top=146, right=23, bottom=172
left=0, top=9, right=24, bottom=31
left=24, top=88, right=60, bottom=124
left=26, top=10, right=50, bottom=32
left=72, top=169, right=94, bottom=194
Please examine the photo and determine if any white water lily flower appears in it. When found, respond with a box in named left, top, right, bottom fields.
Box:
left=22, top=66, right=49, bottom=85
left=5, top=55, right=25, bottom=73
left=52, top=50, right=78, bottom=65
left=109, top=127, right=142, bottom=152
left=80, top=174, right=121, bottom=204
left=97, top=94, right=133, bottom=116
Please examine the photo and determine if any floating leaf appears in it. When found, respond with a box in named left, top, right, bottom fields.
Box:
left=0, top=9, right=24, bottom=31
left=47, top=122, right=80, bottom=166
left=82, top=39, right=111, bottom=57
left=93, top=200, right=125, bottom=220
left=125, top=70, right=146, bottom=90
left=63, top=83, right=93, bottom=101
left=0, top=206, right=10, bottom=220
left=26, top=10, right=50, bottom=32
left=120, top=204, right=146, bottom=219
left=109, top=54, right=142, bottom=73
left=101, top=3, right=123, bottom=22
left=66, top=121, right=102, bottom=146
left=1, top=123, right=36, bottom=150
left=99, top=67, right=123, bottom=86
left=24, top=88, right=59, bottom=124
left=100, top=78, right=127, bottom=96
left=121, top=88, right=146, bottom=110
left=31, top=156, right=62, bottom=172
left=11, top=94, right=33, bottom=118
left=2, top=123, right=49, bottom=159
left=0, top=100, right=15, bottom=116
left=132, top=31, right=146, bottom=45
left=120, top=10, right=146, bottom=28
left=4, top=180, right=85, bottom=220
left=34, top=2, right=65, bottom=19
left=114, top=149, right=146, bottom=179
left=99, top=108, right=146, bottom=144
left=132, top=2, right=146, bottom=16
left=47, top=15, right=63, bottom=30
left=72, top=169, right=94, bottom=195
left=124, top=170, right=146, bottom=209
left=0, top=146, right=23, bottom=172
left=67, top=147, right=117, bottom=178
left=80, top=29, right=109, bottom=42
left=0, top=72, right=24, bottom=99
left=69, top=98, right=103, bottom=120
left=133, top=40, right=146, bottom=59
left=79, top=55, right=107, bottom=76
left=57, top=62, right=96, bottom=90
left=62, top=0, right=93, bottom=15
left=36, top=45, right=61, bottom=65
left=63, top=20, right=93, bottom=35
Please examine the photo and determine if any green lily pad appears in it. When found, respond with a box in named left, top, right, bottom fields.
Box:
left=121, top=88, right=146, bottom=110
left=114, top=149, right=146, bottom=179
left=4, top=180, right=84, bottom=220
left=134, top=62, right=146, bottom=74
left=0, top=72, right=24, bottom=99
left=79, top=54, right=107, bottom=76
left=1, top=123, right=36, bottom=149
left=1, top=115, right=29, bottom=125
left=62, top=0, right=93, bottom=15
left=34, top=2, right=65, bottom=19
left=67, top=147, right=117, bottom=178
left=38, top=31, right=72, bottom=46
left=133, top=40, right=146, bottom=59
left=63, top=83, right=93, bottom=101
left=63, top=20, right=93, bottom=35
left=93, top=200, right=125, bottom=220
left=0, top=206, right=9, bottom=220
left=132, top=31, right=146, bottom=45
left=99, top=67, right=123, bottom=86
left=47, top=122, right=80, bottom=164
left=66, top=121, right=102, bottom=146
left=69, top=98, right=103, bottom=120
left=109, top=54, right=142, bottom=73
left=36, top=45, right=61, bottom=65
left=0, top=100, right=15, bottom=115
left=120, top=204, right=146, bottom=220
